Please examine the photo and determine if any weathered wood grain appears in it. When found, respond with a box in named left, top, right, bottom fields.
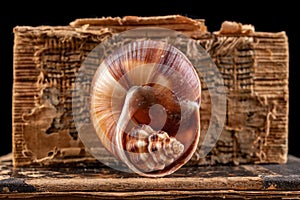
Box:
left=1, top=154, right=300, bottom=199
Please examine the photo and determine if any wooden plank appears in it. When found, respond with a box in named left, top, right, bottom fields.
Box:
left=1, top=154, right=300, bottom=199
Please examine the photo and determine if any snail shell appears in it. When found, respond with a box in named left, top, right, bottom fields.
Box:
left=90, top=40, right=201, bottom=177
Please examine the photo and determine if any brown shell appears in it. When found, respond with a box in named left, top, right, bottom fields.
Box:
left=90, top=40, right=201, bottom=177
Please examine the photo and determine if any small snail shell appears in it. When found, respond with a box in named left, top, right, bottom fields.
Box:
left=90, top=40, right=201, bottom=177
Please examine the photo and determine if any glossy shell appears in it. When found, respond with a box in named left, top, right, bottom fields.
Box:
left=90, top=40, right=201, bottom=177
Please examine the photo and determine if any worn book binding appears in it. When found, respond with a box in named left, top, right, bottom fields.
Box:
left=12, top=15, right=289, bottom=167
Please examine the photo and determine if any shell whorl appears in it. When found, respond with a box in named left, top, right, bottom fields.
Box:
left=125, top=124, right=184, bottom=172
left=90, top=40, right=201, bottom=177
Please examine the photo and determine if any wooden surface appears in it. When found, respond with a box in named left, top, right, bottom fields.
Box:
left=1, top=153, right=300, bottom=199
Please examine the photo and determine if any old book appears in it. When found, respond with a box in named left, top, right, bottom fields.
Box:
left=12, top=15, right=289, bottom=167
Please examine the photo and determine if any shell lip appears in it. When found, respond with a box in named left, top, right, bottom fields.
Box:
left=115, top=97, right=200, bottom=178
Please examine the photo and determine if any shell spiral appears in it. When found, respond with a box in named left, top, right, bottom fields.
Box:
left=90, top=40, right=201, bottom=177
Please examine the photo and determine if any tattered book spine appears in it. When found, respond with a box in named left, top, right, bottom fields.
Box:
left=12, top=16, right=288, bottom=167
left=193, top=30, right=288, bottom=165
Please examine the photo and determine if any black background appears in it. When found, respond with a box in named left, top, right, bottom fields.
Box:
left=0, top=2, right=299, bottom=158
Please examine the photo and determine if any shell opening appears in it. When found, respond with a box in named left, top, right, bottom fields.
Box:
left=114, top=84, right=199, bottom=176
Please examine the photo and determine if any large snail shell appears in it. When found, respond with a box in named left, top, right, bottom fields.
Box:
left=90, top=40, right=201, bottom=177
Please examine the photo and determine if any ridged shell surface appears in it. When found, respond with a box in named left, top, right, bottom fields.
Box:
left=90, top=40, right=201, bottom=177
